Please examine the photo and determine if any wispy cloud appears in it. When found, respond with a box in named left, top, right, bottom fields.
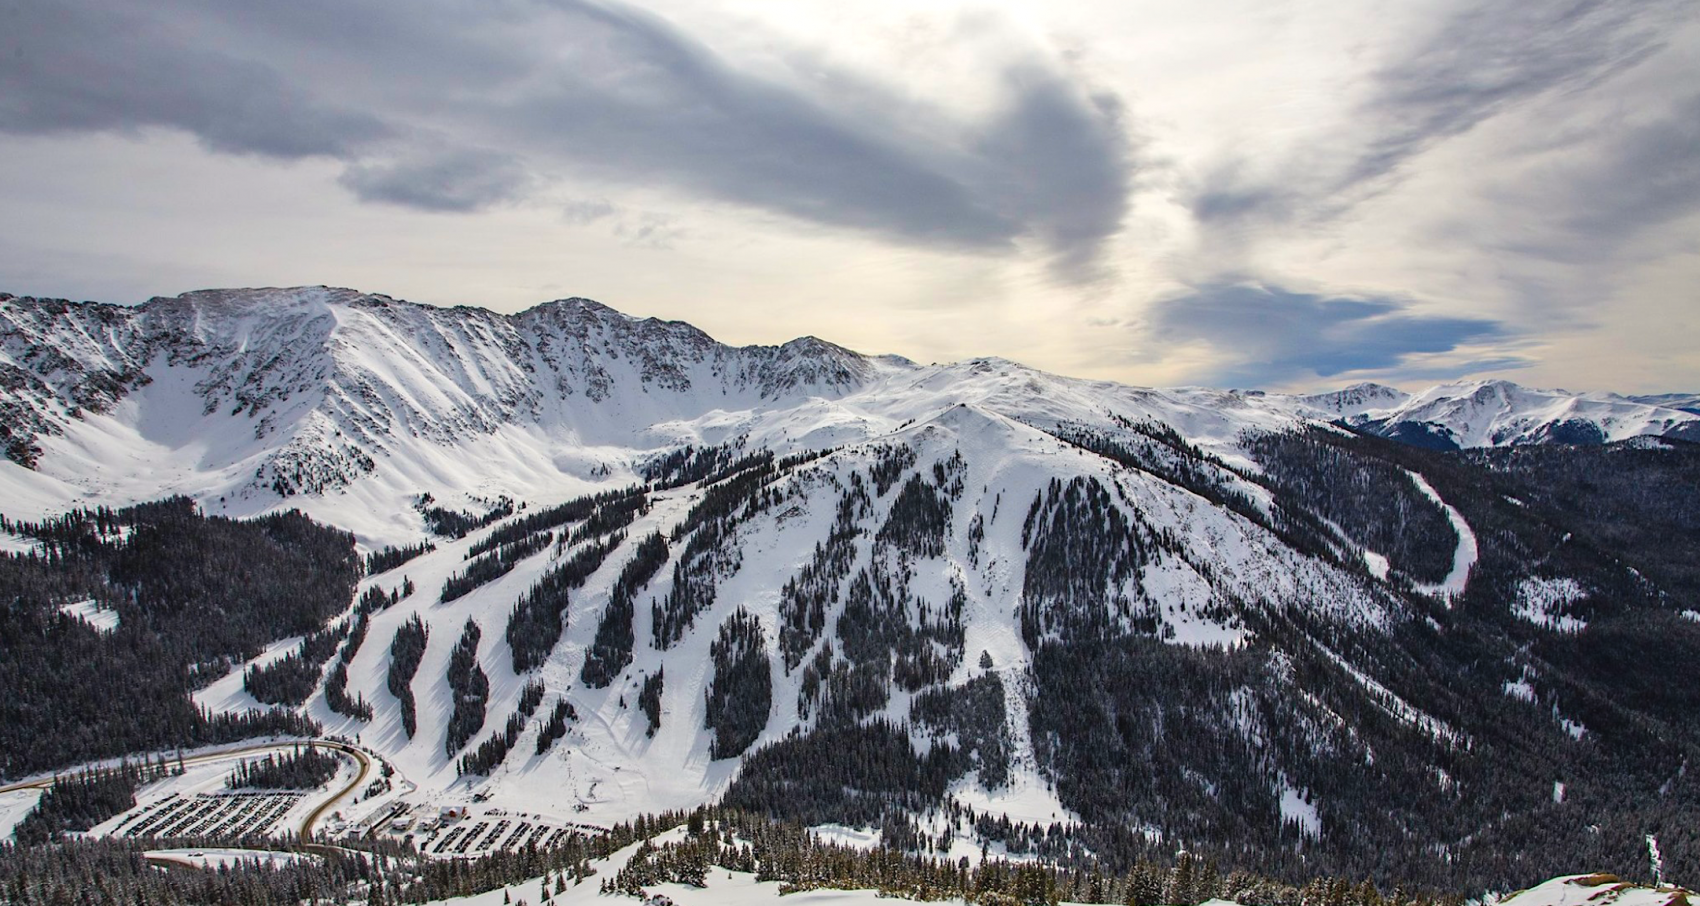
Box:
left=1190, top=0, right=1687, bottom=231
left=1546, top=92, right=1700, bottom=251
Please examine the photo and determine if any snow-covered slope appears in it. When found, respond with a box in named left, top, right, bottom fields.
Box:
left=183, top=402, right=1391, bottom=830
left=1331, top=379, right=1700, bottom=448
left=6, top=286, right=1700, bottom=886
left=1290, top=381, right=1413, bottom=416
left=1496, top=875, right=1694, bottom=906
left=1629, top=393, right=1700, bottom=416
left=6, top=288, right=1693, bottom=540
left=0, top=288, right=910, bottom=542
left=5, top=287, right=1693, bottom=546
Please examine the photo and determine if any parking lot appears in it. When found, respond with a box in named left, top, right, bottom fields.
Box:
left=113, top=792, right=305, bottom=840
left=421, top=814, right=592, bottom=858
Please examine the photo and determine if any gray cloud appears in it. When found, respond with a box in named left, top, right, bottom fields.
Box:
left=1149, top=283, right=1511, bottom=387
left=0, top=0, right=1132, bottom=280
left=1346, top=1, right=1671, bottom=190
left=562, top=200, right=617, bottom=225
left=0, top=3, right=389, bottom=158
left=1191, top=0, right=1686, bottom=228
left=497, top=1, right=1019, bottom=248
left=614, top=213, right=685, bottom=250
left=339, top=146, right=533, bottom=213
left=1551, top=92, right=1700, bottom=246
left=972, top=70, right=1131, bottom=282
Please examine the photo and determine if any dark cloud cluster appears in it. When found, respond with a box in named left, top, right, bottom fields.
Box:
left=0, top=3, right=391, bottom=159
left=1150, top=283, right=1509, bottom=387
left=0, top=0, right=1132, bottom=281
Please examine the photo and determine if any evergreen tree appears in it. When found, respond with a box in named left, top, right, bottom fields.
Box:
left=444, top=619, right=490, bottom=755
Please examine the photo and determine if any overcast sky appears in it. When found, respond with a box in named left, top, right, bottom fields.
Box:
left=1, top=0, right=1695, bottom=392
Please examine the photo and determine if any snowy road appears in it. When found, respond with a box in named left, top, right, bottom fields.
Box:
left=0, top=739, right=373, bottom=843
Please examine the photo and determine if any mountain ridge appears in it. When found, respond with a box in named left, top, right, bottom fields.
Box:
left=1, top=285, right=1698, bottom=892
left=2, top=286, right=1694, bottom=545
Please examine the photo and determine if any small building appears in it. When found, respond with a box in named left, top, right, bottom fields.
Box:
left=439, top=805, right=468, bottom=822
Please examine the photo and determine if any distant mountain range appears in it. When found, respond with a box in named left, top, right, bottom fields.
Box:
left=1, top=286, right=1697, bottom=892
left=0, top=287, right=1692, bottom=537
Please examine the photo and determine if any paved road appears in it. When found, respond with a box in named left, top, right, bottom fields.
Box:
left=0, top=739, right=373, bottom=843
left=296, top=742, right=370, bottom=842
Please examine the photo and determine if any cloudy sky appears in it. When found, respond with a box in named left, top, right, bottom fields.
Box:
left=1, top=0, right=1696, bottom=392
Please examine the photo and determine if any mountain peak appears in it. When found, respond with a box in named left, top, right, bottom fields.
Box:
left=1296, top=381, right=1411, bottom=416
left=1, top=284, right=1697, bottom=508
left=521, top=296, right=626, bottom=319
left=145, top=285, right=368, bottom=313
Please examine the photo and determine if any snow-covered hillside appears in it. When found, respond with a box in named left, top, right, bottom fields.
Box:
left=4, top=286, right=1699, bottom=891
left=181, top=400, right=1406, bottom=831
left=1495, top=875, right=1694, bottom=906
left=419, top=856, right=1694, bottom=906
left=1, top=288, right=1694, bottom=546
left=1332, top=380, right=1700, bottom=448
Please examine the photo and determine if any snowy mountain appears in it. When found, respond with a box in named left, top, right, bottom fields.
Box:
left=2, top=286, right=1699, bottom=891
left=2, top=287, right=1695, bottom=545
left=0, top=287, right=913, bottom=538
left=1328, top=379, right=1700, bottom=448
left=1629, top=392, right=1700, bottom=416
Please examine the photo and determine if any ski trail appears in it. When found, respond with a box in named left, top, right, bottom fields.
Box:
left=1405, top=469, right=1476, bottom=601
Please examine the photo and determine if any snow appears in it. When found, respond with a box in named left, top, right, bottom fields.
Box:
left=144, top=393, right=1396, bottom=839
left=181, top=397, right=1386, bottom=833
left=14, top=288, right=1675, bottom=862
left=414, top=830, right=1135, bottom=906
left=1504, top=680, right=1536, bottom=703
left=1513, top=578, right=1588, bottom=633
left=193, top=634, right=306, bottom=714
left=1294, top=383, right=1412, bottom=417
left=1316, top=642, right=1466, bottom=748
left=809, top=824, right=882, bottom=850
left=144, top=848, right=312, bottom=869
left=1340, top=379, right=1700, bottom=448
left=1405, top=470, right=1476, bottom=600
left=0, top=788, right=43, bottom=842
left=1278, top=786, right=1320, bottom=839
left=58, top=598, right=120, bottom=633
left=1494, top=875, right=1693, bottom=906
left=6, top=288, right=1685, bottom=547
left=1553, top=781, right=1566, bottom=803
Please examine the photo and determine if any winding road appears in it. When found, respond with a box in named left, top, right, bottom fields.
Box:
left=0, top=739, right=373, bottom=843
left=294, top=742, right=370, bottom=841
